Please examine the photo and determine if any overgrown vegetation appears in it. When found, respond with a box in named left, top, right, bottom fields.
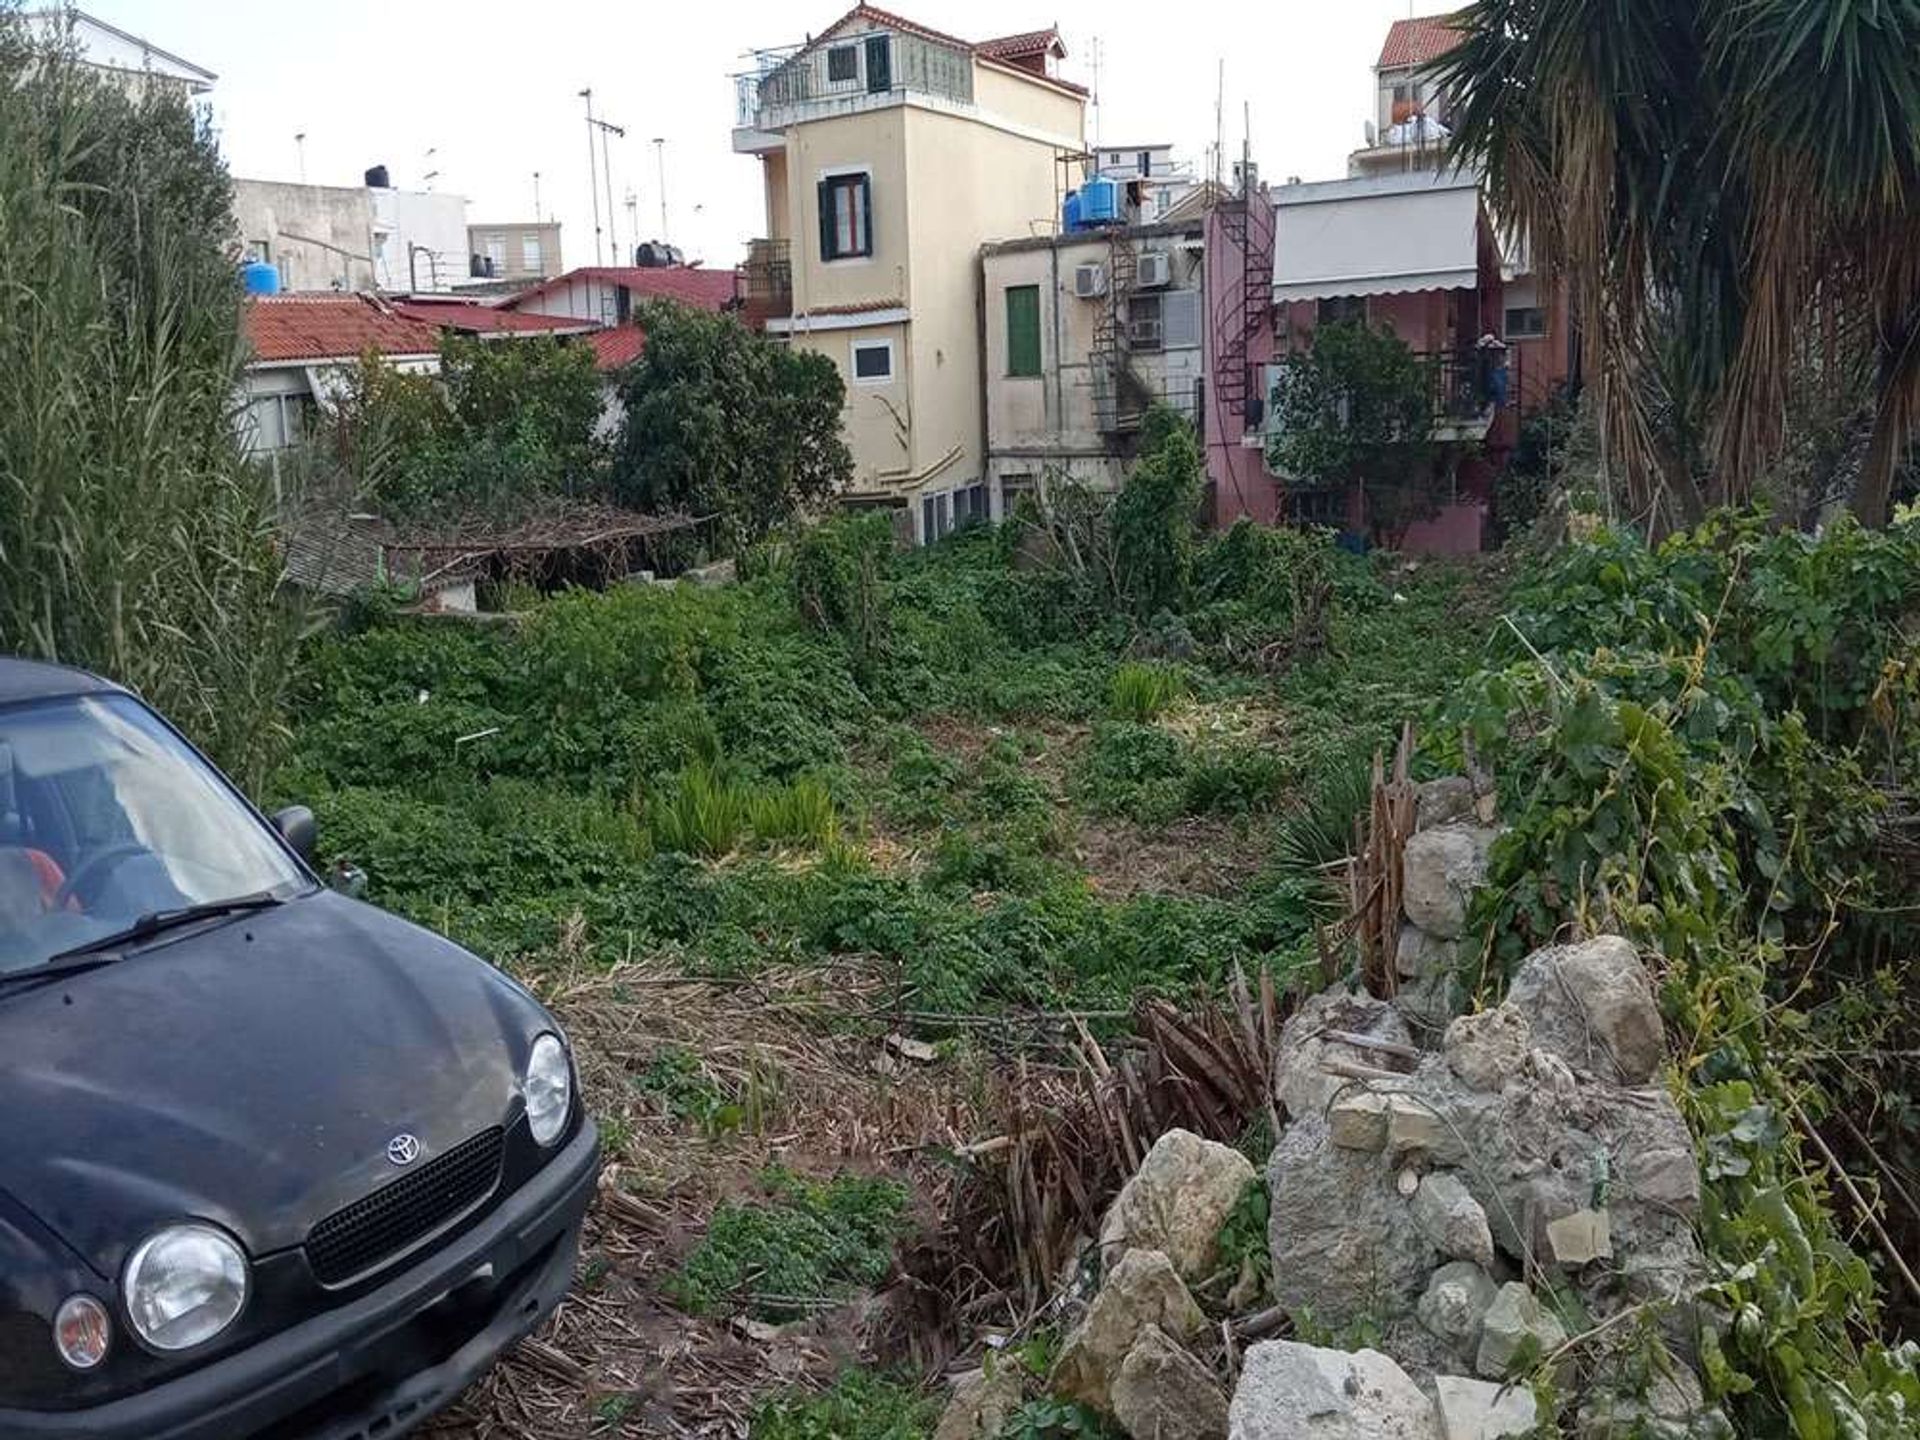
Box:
left=667, top=1168, right=909, bottom=1321
left=0, top=11, right=300, bottom=787
left=330, top=332, right=604, bottom=521
left=752, top=1372, right=940, bottom=1440
left=612, top=301, right=853, bottom=551
left=1443, top=513, right=1920, bottom=1430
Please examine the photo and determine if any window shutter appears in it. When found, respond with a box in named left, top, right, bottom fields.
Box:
left=818, top=179, right=835, bottom=259
left=1006, top=286, right=1041, bottom=377
left=856, top=174, right=872, bottom=256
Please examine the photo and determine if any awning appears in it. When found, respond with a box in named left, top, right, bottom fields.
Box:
left=1272, top=173, right=1482, bottom=304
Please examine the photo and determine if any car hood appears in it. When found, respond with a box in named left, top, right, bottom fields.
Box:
left=0, top=891, right=549, bottom=1279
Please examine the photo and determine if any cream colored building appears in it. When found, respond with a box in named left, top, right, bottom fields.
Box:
left=734, top=6, right=1086, bottom=542
left=983, top=220, right=1206, bottom=509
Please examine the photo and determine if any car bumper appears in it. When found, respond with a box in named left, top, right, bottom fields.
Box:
left=0, top=1119, right=599, bottom=1440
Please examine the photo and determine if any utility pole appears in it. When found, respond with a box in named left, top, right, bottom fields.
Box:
left=579, top=88, right=603, bottom=265
left=652, top=138, right=668, bottom=245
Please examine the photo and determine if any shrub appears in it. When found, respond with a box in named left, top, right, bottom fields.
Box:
left=749, top=776, right=839, bottom=848
left=1107, top=661, right=1186, bottom=720
left=752, top=1372, right=938, bottom=1440
left=648, top=763, right=749, bottom=858
left=667, top=1169, right=909, bottom=1320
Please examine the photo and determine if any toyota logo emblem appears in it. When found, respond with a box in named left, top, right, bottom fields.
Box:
left=386, top=1134, right=421, bottom=1167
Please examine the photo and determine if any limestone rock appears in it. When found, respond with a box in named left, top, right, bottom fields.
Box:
left=1101, top=1129, right=1257, bottom=1282
left=1545, top=1208, right=1613, bottom=1267
left=1230, top=1341, right=1438, bottom=1440
left=1329, top=1092, right=1392, bottom=1151
left=1275, top=988, right=1414, bottom=1122
left=1475, top=1283, right=1568, bottom=1380
left=1394, top=968, right=1468, bottom=1038
left=1417, top=1262, right=1499, bottom=1350
left=1111, top=1324, right=1230, bottom=1440
left=1267, top=1114, right=1438, bottom=1329
left=933, top=1365, right=1025, bottom=1440
left=1443, top=1006, right=1532, bottom=1093
left=1619, top=1139, right=1701, bottom=1216
left=1396, top=923, right=1460, bottom=979
left=1401, top=825, right=1496, bottom=939
left=1412, top=1172, right=1497, bottom=1269
left=1052, top=1249, right=1204, bottom=1411
left=1416, top=777, right=1479, bottom=831
left=1434, top=1374, right=1539, bottom=1440
left=1387, top=1094, right=1465, bottom=1164
left=1506, top=935, right=1664, bottom=1085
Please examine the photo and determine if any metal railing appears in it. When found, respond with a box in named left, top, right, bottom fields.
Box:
left=739, top=238, right=792, bottom=320
left=733, top=34, right=973, bottom=130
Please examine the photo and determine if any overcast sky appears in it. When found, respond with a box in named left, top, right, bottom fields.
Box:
left=102, top=0, right=1420, bottom=271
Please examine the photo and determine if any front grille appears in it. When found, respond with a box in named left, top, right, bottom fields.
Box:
left=305, top=1127, right=505, bottom=1287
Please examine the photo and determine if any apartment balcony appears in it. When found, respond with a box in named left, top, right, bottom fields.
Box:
left=1263, top=348, right=1522, bottom=451
left=739, top=238, right=792, bottom=324
left=732, top=32, right=974, bottom=151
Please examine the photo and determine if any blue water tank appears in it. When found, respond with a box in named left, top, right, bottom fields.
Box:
left=1080, top=176, right=1120, bottom=225
left=1063, top=190, right=1084, bottom=232
left=241, top=260, right=280, bottom=296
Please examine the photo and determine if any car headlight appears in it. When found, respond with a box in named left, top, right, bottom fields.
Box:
left=524, top=1032, right=572, bottom=1147
left=123, top=1223, right=249, bottom=1352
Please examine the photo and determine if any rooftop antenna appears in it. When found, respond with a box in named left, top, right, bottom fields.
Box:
left=624, top=188, right=639, bottom=246
left=1090, top=37, right=1101, bottom=153
left=294, top=131, right=307, bottom=184
left=652, top=138, right=669, bottom=246
left=422, top=147, right=439, bottom=191
left=533, top=170, right=542, bottom=221
left=1214, top=59, right=1225, bottom=188
left=579, top=88, right=603, bottom=265
left=589, top=110, right=627, bottom=261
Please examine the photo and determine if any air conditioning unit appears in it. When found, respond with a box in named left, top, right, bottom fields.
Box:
left=1136, top=252, right=1172, bottom=288
left=1128, top=317, right=1163, bottom=347
left=1074, top=263, right=1108, bottom=298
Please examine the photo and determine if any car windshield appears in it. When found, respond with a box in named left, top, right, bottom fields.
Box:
left=0, top=693, right=307, bottom=974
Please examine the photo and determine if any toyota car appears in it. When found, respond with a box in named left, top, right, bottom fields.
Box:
left=0, top=657, right=598, bottom=1439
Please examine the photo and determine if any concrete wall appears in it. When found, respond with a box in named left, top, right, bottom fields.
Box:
left=372, top=188, right=468, bottom=293
left=468, top=222, right=562, bottom=280
left=514, top=275, right=622, bottom=325
left=972, top=62, right=1085, bottom=140
left=782, top=109, right=911, bottom=316
left=232, top=179, right=375, bottom=292
left=984, top=228, right=1204, bottom=512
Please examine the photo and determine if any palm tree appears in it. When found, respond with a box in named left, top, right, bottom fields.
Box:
left=1435, top=0, right=1920, bottom=530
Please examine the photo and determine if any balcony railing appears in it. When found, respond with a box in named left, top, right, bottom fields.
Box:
left=1262, top=347, right=1524, bottom=446
left=733, top=32, right=973, bottom=131
left=739, top=238, right=792, bottom=321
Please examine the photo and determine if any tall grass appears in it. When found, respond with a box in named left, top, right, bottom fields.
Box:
left=0, top=15, right=303, bottom=788
left=1108, top=661, right=1187, bottom=720
left=647, top=765, right=840, bottom=858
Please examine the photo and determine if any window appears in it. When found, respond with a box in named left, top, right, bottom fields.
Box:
left=1005, top=285, right=1042, bottom=377
left=864, top=34, right=891, bottom=93
left=999, top=474, right=1037, bottom=516
left=851, top=339, right=893, bottom=384
left=521, top=234, right=542, bottom=273
left=1127, top=293, right=1163, bottom=350
left=921, top=490, right=952, bottom=544
left=485, top=237, right=506, bottom=274
left=827, top=44, right=858, bottom=82
left=952, top=483, right=987, bottom=527
left=1137, top=150, right=1153, bottom=175
left=1505, top=306, right=1548, bottom=340
left=818, top=172, right=872, bottom=260
left=1318, top=295, right=1368, bottom=327
left=1162, top=289, right=1200, bottom=349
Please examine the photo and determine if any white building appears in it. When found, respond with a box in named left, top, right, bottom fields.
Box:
left=232, top=175, right=470, bottom=295
left=25, top=8, right=215, bottom=99
left=1093, top=144, right=1201, bottom=224
left=983, top=218, right=1206, bottom=510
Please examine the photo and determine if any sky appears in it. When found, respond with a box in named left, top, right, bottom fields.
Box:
left=100, top=0, right=1422, bottom=273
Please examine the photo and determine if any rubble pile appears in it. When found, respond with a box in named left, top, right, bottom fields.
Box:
left=934, top=774, right=1729, bottom=1440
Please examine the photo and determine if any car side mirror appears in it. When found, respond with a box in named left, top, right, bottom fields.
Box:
left=271, top=805, right=317, bottom=861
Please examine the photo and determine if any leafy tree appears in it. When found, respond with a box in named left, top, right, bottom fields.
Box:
left=0, top=11, right=301, bottom=786
left=440, top=332, right=602, bottom=484
left=1265, top=322, right=1441, bottom=546
left=1437, top=0, right=1920, bottom=529
left=611, top=301, right=852, bottom=551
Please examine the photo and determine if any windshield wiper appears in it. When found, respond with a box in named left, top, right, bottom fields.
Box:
left=0, top=952, right=128, bottom=987
left=44, top=890, right=285, bottom=963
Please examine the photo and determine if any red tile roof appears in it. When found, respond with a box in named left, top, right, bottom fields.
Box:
left=585, top=327, right=647, bottom=372
left=977, top=25, right=1066, bottom=61
left=243, top=294, right=442, bottom=364
left=498, top=265, right=739, bottom=315
left=390, top=301, right=595, bottom=336
left=1379, top=13, right=1463, bottom=69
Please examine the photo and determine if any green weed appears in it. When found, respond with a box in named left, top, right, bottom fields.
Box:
left=1107, top=661, right=1186, bottom=721
left=648, top=763, right=750, bottom=858
left=751, top=1372, right=938, bottom=1440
